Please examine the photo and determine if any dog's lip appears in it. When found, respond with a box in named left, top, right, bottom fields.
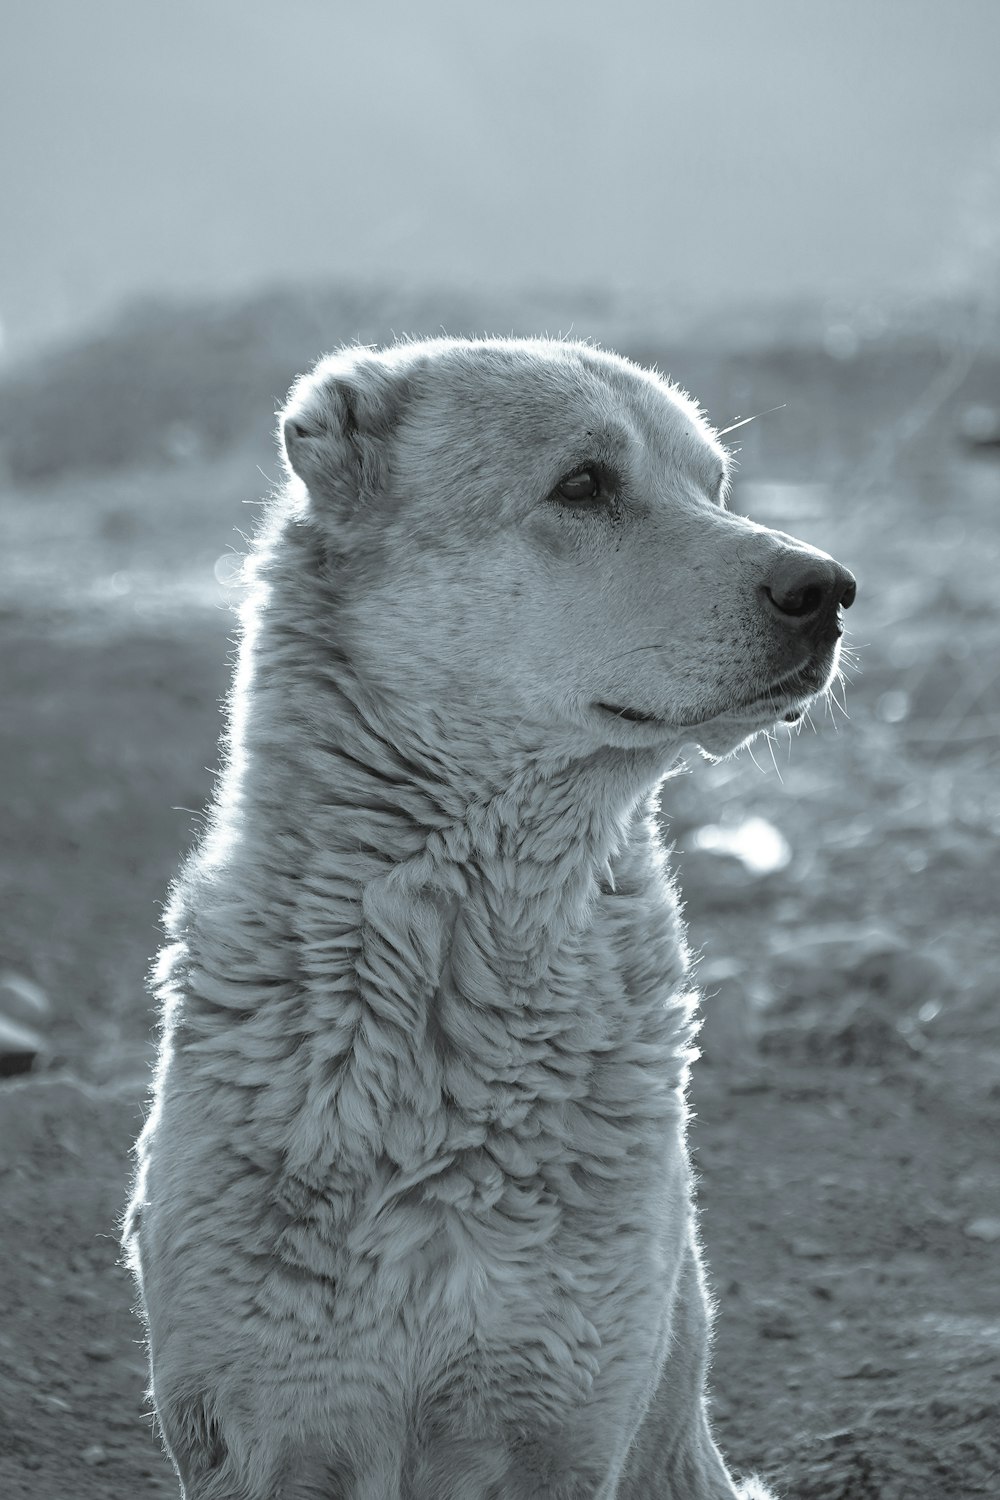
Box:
left=595, top=663, right=822, bottom=732
left=722, top=665, right=819, bottom=720
left=595, top=702, right=669, bottom=726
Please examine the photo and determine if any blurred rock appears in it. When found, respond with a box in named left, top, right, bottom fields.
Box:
left=849, top=943, right=950, bottom=1014
left=679, top=817, right=794, bottom=914
left=963, top=1217, right=1000, bottom=1242
left=955, top=1163, right=1000, bottom=1200
left=727, top=1073, right=776, bottom=1094
left=838, top=1359, right=899, bottom=1379
left=0, top=973, right=51, bottom=1077
left=0, top=971, right=50, bottom=1024
left=820, top=1429, right=856, bottom=1450
left=696, top=959, right=769, bottom=1065
left=83, top=1339, right=116, bottom=1362
left=808, top=1279, right=835, bottom=1302
left=0, top=1015, right=45, bottom=1077
left=797, top=1435, right=884, bottom=1500
left=762, top=925, right=951, bottom=1064
left=789, top=1237, right=829, bottom=1259
left=677, top=848, right=767, bottom=909
left=756, top=1299, right=799, bottom=1339
left=760, top=993, right=924, bottom=1067
left=958, top=403, right=1000, bottom=448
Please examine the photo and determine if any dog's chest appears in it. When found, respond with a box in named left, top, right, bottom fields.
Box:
left=359, top=866, right=692, bottom=1173
left=266, top=873, right=693, bottom=1422
left=281, top=910, right=689, bottom=1267
left=302, top=1072, right=688, bottom=1434
left=279, top=849, right=693, bottom=1236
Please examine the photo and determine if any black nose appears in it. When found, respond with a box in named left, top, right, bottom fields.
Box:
left=761, top=552, right=857, bottom=628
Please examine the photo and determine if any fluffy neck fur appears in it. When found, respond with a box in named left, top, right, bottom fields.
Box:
left=161, top=504, right=689, bottom=1191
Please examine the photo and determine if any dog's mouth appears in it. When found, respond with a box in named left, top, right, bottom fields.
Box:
left=596, top=703, right=666, bottom=726
left=724, top=659, right=834, bottom=723
left=595, top=659, right=834, bottom=733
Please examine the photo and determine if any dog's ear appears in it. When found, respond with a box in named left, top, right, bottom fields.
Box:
left=279, top=350, right=408, bottom=511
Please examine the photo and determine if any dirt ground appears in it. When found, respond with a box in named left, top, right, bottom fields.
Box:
left=1, top=319, right=998, bottom=1498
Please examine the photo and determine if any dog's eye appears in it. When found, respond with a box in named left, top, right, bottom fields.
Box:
left=554, top=468, right=603, bottom=503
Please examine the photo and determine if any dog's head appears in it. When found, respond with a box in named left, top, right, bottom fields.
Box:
left=278, top=337, right=855, bottom=762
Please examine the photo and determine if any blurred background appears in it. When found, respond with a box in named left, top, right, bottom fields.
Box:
left=3, top=0, right=1000, bottom=357
left=2, top=3, right=999, bottom=1497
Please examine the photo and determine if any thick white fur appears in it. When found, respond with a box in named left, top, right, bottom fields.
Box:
left=123, top=337, right=837, bottom=1498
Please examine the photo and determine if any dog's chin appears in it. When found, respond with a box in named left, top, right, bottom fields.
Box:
left=686, top=692, right=817, bottom=758
left=684, top=652, right=842, bottom=756
left=689, top=716, right=784, bottom=759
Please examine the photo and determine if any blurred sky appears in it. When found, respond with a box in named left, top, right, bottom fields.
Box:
left=4, top=0, right=1000, bottom=356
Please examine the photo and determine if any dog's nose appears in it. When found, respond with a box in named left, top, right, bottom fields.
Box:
left=761, top=552, right=857, bottom=630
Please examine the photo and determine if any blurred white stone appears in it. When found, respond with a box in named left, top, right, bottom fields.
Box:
left=690, top=817, right=792, bottom=876
left=964, top=1217, right=1000, bottom=1242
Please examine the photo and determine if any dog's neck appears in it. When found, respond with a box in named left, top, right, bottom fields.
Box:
left=185, top=577, right=678, bottom=1004
left=214, top=528, right=666, bottom=867
left=238, top=651, right=663, bottom=914
left=168, top=573, right=688, bottom=1179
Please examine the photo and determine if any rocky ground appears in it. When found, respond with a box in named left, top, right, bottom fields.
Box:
left=0, top=305, right=998, bottom=1498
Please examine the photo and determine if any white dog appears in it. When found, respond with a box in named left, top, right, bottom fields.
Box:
left=125, top=337, right=855, bottom=1499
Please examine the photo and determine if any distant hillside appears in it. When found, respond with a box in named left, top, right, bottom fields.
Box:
left=0, top=282, right=638, bottom=483
left=0, top=282, right=995, bottom=486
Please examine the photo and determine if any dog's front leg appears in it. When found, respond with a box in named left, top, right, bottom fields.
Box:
left=615, top=1237, right=774, bottom=1500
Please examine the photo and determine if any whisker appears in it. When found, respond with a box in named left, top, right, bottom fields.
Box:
left=830, top=672, right=851, bottom=721
left=747, top=741, right=768, bottom=775
left=717, top=405, right=788, bottom=438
